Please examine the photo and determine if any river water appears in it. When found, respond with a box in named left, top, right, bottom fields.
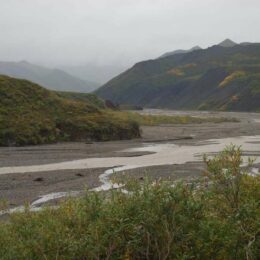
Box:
left=1, top=135, right=260, bottom=215
left=1, top=135, right=260, bottom=184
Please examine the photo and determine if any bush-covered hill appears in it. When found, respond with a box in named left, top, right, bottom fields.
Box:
left=0, top=75, right=140, bottom=146
left=96, top=43, right=260, bottom=112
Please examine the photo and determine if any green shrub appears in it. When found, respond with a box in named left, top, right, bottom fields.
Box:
left=0, top=146, right=259, bottom=259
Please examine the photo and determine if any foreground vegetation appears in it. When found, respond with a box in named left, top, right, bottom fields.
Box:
left=0, top=76, right=140, bottom=146
left=0, top=146, right=259, bottom=259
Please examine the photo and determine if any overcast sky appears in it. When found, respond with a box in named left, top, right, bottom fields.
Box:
left=1, top=0, right=260, bottom=67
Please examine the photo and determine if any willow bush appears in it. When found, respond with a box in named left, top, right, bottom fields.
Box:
left=0, top=146, right=259, bottom=259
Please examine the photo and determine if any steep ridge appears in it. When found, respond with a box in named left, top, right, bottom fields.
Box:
left=96, top=42, right=260, bottom=112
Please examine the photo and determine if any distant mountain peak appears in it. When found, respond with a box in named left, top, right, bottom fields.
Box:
left=190, top=45, right=202, bottom=51
left=218, top=39, right=237, bottom=47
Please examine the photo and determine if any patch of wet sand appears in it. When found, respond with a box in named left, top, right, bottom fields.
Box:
left=112, top=162, right=205, bottom=183
left=1, top=136, right=259, bottom=176
left=0, top=168, right=105, bottom=208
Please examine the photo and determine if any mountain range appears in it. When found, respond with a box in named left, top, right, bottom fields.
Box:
left=0, top=61, right=99, bottom=93
left=95, top=40, right=260, bottom=112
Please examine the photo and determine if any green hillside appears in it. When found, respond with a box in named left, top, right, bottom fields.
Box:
left=0, top=76, right=140, bottom=146
left=95, top=43, right=260, bottom=112
left=56, top=91, right=106, bottom=109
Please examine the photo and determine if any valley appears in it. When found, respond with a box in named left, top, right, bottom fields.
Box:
left=1, top=110, right=259, bottom=214
left=1, top=0, right=260, bottom=257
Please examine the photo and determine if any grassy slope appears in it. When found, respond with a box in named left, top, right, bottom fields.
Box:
left=96, top=44, right=260, bottom=111
left=56, top=91, right=106, bottom=109
left=0, top=75, right=140, bottom=146
left=0, top=146, right=259, bottom=259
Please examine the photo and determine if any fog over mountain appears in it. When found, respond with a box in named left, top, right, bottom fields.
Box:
left=1, top=0, right=260, bottom=83
left=0, top=61, right=99, bottom=92
left=60, top=63, right=128, bottom=85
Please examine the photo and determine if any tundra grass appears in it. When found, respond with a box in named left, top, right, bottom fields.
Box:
left=115, top=111, right=239, bottom=126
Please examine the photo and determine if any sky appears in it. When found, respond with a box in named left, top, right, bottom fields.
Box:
left=0, top=0, right=260, bottom=68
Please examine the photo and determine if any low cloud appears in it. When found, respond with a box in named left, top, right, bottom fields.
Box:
left=0, top=0, right=259, bottom=67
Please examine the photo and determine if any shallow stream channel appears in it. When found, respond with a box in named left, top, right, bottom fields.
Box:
left=1, top=135, right=260, bottom=215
